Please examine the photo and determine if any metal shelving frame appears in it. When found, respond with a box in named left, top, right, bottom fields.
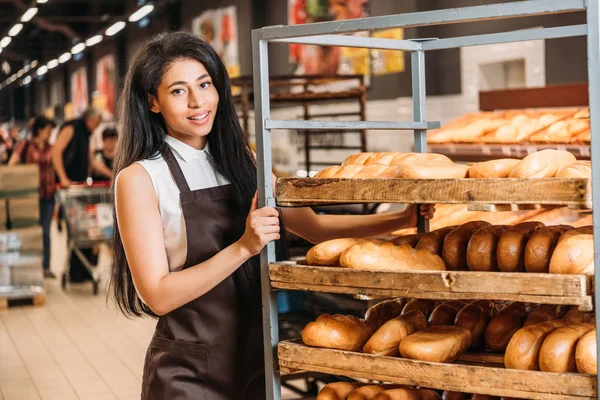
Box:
left=251, top=1, right=600, bottom=399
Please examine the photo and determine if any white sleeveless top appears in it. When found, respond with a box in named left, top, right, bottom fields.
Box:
left=137, top=136, right=230, bottom=271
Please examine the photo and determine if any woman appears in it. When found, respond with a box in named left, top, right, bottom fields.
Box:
left=112, top=31, right=434, bottom=400
left=9, top=116, right=57, bottom=278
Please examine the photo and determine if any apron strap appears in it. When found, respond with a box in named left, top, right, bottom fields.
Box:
left=161, top=145, right=191, bottom=193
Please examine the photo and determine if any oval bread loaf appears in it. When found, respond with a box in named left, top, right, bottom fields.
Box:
left=416, top=226, right=459, bottom=256
left=317, top=382, right=365, bottom=400
left=497, top=222, right=545, bottom=272
left=454, top=302, right=492, bottom=350
left=348, top=385, right=385, bottom=400
left=549, top=227, right=594, bottom=274
left=374, top=389, right=421, bottom=400
left=443, top=221, right=492, bottom=271
left=390, top=234, right=425, bottom=247
left=563, top=306, right=596, bottom=325
left=302, top=314, right=374, bottom=351
left=365, top=298, right=406, bottom=329
left=509, top=149, right=577, bottom=178
left=524, top=225, right=571, bottom=273
left=315, top=166, right=342, bottom=178
left=402, top=299, right=436, bottom=319
left=340, top=242, right=446, bottom=272
left=468, top=159, right=521, bottom=178
left=390, top=153, right=453, bottom=165
left=363, top=310, right=428, bottom=357
left=343, top=152, right=375, bottom=166
left=306, top=238, right=381, bottom=266
left=389, top=161, right=470, bottom=179
left=466, top=225, right=510, bottom=271
left=555, top=161, right=592, bottom=178
left=576, top=329, right=597, bottom=374
left=524, top=305, right=568, bottom=327
left=504, top=319, right=566, bottom=370
left=399, top=326, right=472, bottom=363
left=429, top=301, right=469, bottom=326
left=539, top=322, right=595, bottom=372
left=485, top=302, right=528, bottom=352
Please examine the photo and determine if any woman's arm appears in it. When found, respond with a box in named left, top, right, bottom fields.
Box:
left=7, top=141, right=24, bottom=166
left=116, top=165, right=279, bottom=316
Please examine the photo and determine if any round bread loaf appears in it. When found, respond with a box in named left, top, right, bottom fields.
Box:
left=549, top=228, right=594, bottom=274
left=416, top=226, right=459, bottom=256
left=454, top=302, right=492, bottom=350
left=485, top=302, right=528, bottom=352
left=348, top=385, right=385, bottom=400
left=373, top=389, right=420, bottom=400
left=468, top=159, right=521, bottom=178
left=563, top=306, right=595, bottom=325
left=497, top=222, right=545, bottom=272
left=466, top=225, right=510, bottom=271
left=365, top=298, right=406, bottom=329
left=363, top=310, right=428, bottom=356
left=576, top=329, right=597, bottom=374
left=429, top=301, right=469, bottom=326
left=399, top=326, right=472, bottom=363
left=443, top=221, right=492, bottom=271
left=504, top=319, right=566, bottom=370
left=302, top=314, right=374, bottom=351
left=524, top=225, right=571, bottom=273
left=402, top=299, right=436, bottom=319
left=509, top=149, right=576, bottom=178
left=340, top=242, right=446, bottom=272
left=524, top=305, right=568, bottom=327
left=539, top=322, right=595, bottom=372
left=317, top=382, right=365, bottom=400
left=390, top=233, right=425, bottom=248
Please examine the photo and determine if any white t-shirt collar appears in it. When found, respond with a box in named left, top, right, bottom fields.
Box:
left=165, top=135, right=209, bottom=163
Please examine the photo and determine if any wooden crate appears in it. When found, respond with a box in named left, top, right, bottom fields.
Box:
left=0, top=164, right=39, bottom=198
left=270, top=263, right=594, bottom=311
left=278, top=341, right=597, bottom=400
left=275, top=178, right=591, bottom=208
left=7, top=195, right=39, bottom=228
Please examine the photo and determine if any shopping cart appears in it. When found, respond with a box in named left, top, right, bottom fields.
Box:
left=55, top=181, right=113, bottom=295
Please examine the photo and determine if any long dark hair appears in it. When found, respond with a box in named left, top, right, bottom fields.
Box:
left=110, top=31, right=257, bottom=318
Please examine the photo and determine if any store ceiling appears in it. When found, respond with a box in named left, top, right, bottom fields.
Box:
left=0, top=0, right=125, bottom=79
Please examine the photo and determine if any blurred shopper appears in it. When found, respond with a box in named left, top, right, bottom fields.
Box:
left=92, top=127, right=118, bottom=181
left=9, top=116, right=57, bottom=278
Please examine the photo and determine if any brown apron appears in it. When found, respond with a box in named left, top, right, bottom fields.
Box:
left=141, top=146, right=266, bottom=400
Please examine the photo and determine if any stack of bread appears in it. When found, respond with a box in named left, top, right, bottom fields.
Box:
left=307, top=222, right=593, bottom=274
left=317, top=382, right=442, bottom=400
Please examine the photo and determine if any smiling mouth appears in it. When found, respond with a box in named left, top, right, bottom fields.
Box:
left=187, top=112, right=209, bottom=121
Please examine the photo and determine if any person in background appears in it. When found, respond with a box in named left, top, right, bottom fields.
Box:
left=52, top=107, right=103, bottom=283
left=9, top=116, right=57, bottom=278
left=92, top=128, right=118, bottom=181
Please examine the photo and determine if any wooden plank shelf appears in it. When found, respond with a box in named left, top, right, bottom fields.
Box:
left=278, top=341, right=597, bottom=400
left=270, top=263, right=594, bottom=311
left=427, top=143, right=591, bottom=162
left=275, top=178, right=592, bottom=209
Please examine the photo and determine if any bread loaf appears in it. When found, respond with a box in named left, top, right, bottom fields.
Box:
left=454, top=302, right=492, bottom=350
left=354, top=164, right=392, bottom=178
left=340, top=242, right=446, bottom=272
left=429, top=301, right=469, bottom=326
left=504, top=319, right=566, bottom=370
left=373, top=389, right=420, bottom=400
left=539, top=322, right=595, bottom=372
left=497, top=222, right=545, bottom=272
left=420, top=390, right=443, bottom=400
left=442, top=392, right=469, bottom=400
left=390, top=153, right=453, bottom=165
left=307, top=238, right=382, bottom=266
left=556, top=161, right=592, bottom=178
left=365, top=298, right=406, bottom=329
left=399, top=326, right=472, bottom=363
left=317, top=382, right=365, bottom=400
left=302, top=314, right=374, bottom=351
left=443, top=221, right=492, bottom=271
left=576, top=329, right=597, bottom=374
left=466, top=225, right=510, bottom=271
left=348, top=385, right=385, bottom=400
left=389, top=161, right=470, bottom=179
left=390, top=234, right=425, bottom=248
left=524, top=305, right=568, bottom=327
left=365, top=153, right=397, bottom=166
left=524, top=225, right=571, bottom=273
left=363, top=310, right=428, bottom=356
left=509, top=149, right=577, bottom=178
left=563, top=306, right=595, bottom=325
left=485, top=302, right=528, bottom=352
left=343, top=152, right=374, bottom=166
left=549, top=227, right=594, bottom=274
left=315, top=166, right=342, bottom=178
left=468, top=159, right=521, bottom=178
left=402, top=299, right=436, bottom=319
left=416, top=226, right=459, bottom=256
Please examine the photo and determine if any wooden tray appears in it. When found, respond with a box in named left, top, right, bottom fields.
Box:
left=278, top=341, right=597, bottom=399
left=275, top=178, right=592, bottom=209
left=270, top=263, right=594, bottom=311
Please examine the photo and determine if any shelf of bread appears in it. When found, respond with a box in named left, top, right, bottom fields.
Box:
left=427, top=143, right=591, bottom=162
left=278, top=340, right=596, bottom=400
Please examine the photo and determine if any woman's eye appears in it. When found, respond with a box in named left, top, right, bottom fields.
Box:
left=171, top=88, right=185, bottom=95
left=200, top=82, right=212, bottom=89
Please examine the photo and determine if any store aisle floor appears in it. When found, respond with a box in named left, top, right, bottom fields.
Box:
left=0, top=221, right=303, bottom=400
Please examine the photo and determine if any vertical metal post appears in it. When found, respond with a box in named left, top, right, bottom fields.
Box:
left=585, top=0, right=600, bottom=392
left=251, top=30, right=281, bottom=400
left=411, top=49, right=430, bottom=233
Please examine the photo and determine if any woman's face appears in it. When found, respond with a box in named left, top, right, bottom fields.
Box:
left=150, top=58, right=219, bottom=149
left=38, top=125, right=52, bottom=142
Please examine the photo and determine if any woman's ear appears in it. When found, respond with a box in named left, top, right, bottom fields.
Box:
left=148, top=95, right=160, bottom=114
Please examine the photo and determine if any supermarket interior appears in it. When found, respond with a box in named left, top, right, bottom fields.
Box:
left=0, top=0, right=599, bottom=399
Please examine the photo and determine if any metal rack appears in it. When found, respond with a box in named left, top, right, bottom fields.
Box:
left=252, top=1, right=600, bottom=399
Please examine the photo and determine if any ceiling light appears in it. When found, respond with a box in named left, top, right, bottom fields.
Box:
left=47, top=59, right=58, bottom=69
left=9, top=24, right=23, bottom=37
left=21, top=8, right=38, bottom=22
left=23, top=65, right=30, bottom=72
left=22, top=76, right=32, bottom=85
left=85, top=35, right=103, bottom=47
left=17, top=70, right=24, bottom=78
left=37, top=0, right=48, bottom=3
left=105, top=21, right=126, bottom=36
left=0, top=48, right=2, bottom=55
left=30, top=60, right=38, bottom=68
left=71, top=43, right=86, bottom=54
left=58, top=52, right=71, bottom=63
left=37, top=65, right=48, bottom=76
left=0, top=37, right=12, bottom=48
left=129, top=4, right=154, bottom=22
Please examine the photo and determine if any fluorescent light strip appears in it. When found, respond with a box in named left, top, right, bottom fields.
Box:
left=105, top=21, right=126, bottom=36
left=129, top=4, right=154, bottom=22
left=71, top=43, right=86, bottom=54
left=9, top=24, right=23, bottom=37
left=21, top=8, right=38, bottom=22
left=0, top=37, right=12, bottom=48
left=58, top=52, right=71, bottom=63
left=85, top=35, right=103, bottom=47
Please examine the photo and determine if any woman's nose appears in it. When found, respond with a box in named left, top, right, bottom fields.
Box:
left=188, top=89, right=205, bottom=108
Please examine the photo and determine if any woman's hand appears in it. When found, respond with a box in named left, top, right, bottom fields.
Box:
left=237, top=192, right=281, bottom=257
left=405, top=204, right=436, bottom=226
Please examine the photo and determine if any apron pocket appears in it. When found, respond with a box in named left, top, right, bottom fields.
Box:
left=151, top=336, right=210, bottom=357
